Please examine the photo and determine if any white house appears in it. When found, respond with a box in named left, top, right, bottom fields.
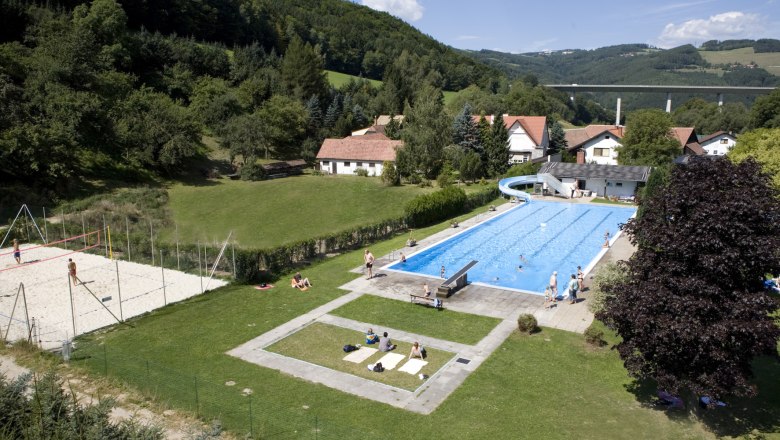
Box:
left=473, top=115, right=549, bottom=163
left=565, top=125, right=624, bottom=165
left=698, top=131, right=737, bottom=156
left=538, top=162, right=652, bottom=198
left=316, top=133, right=401, bottom=176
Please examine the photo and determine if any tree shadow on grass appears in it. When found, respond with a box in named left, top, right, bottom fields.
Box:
left=624, top=356, right=780, bottom=436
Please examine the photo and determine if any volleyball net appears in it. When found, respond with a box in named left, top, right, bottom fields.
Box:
left=0, top=230, right=102, bottom=273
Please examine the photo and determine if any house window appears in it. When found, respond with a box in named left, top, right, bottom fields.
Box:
left=604, top=135, right=610, bottom=139
left=615, top=182, right=623, bottom=187
left=323, top=161, right=330, bottom=165
left=720, top=138, right=729, bottom=144
left=344, top=162, right=350, bottom=166
left=356, top=162, right=363, bottom=167
left=594, top=148, right=610, bottom=157
left=368, top=163, right=376, bottom=168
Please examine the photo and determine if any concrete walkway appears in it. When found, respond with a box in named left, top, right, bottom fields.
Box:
left=228, top=196, right=637, bottom=413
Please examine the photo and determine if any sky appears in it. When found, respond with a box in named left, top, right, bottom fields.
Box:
left=355, top=0, right=780, bottom=53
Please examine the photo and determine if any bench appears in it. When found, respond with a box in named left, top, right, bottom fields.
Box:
left=437, top=260, right=478, bottom=298
left=410, top=294, right=443, bottom=309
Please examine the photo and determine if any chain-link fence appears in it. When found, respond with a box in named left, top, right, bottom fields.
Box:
left=73, top=344, right=367, bottom=439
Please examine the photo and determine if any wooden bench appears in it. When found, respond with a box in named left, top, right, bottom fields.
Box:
left=410, top=294, right=443, bottom=309
left=437, top=260, right=478, bottom=298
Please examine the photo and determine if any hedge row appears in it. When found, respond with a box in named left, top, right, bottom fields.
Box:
left=404, top=186, right=468, bottom=227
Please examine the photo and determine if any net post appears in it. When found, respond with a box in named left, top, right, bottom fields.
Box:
left=21, top=283, right=31, bottom=343
left=197, top=241, right=203, bottom=294
left=232, top=242, right=236, bottom=280
left=175, top=223, right=180, bottom=270
left=102, top=214, right=108, bottom=257
left=107, top=225, right=113, bottom=260
left=125, top=217, right=131, bottom=262
left=3, top=283, right=22, bottom=341
left=43, top=207, right=49, bottom=243
left=160, top=250, right=167, bottom=306
left=81, top=212, right=87, bottom=247
left=61, top=209, right=66, bottom=244
left=116, top=261, right=124, bottom=321
left=150, top=220, right=155, bottom=266
left=68, top=273, right=77, bottom=337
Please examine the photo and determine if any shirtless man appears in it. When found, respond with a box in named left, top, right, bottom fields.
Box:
left=68, top=258, right=78, bottom=285
left=549, top=271, right=558, bottom=300
left=364, top=249, right=375, bottom=279
left=12, top=239, right=21, bottom=264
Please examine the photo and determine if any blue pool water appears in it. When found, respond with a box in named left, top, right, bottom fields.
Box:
left=388, top=201, right=636, bottom=294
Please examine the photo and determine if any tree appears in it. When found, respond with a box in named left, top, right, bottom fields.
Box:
left=587, top=262, right=627, bottom=315
left=279, top=36, right=328, bottom=101
left=384, top=115, right=402, bottom=140
left=397, top=86, right=449, bottom=179
left=597, top=157, right=780, bottom=401
left=459, top=149, right=483, bottom=182
left=189, top=77, right=242, bottom=131
left=728, top=128, right=780, bottom=188
left=749, top=88, right=780, bottom=129
left=547, top=120, right=567, bottom=155
left=221, top=112, right=264, bottom=165
left=485, top=114, right=510, bottom=177
left=452, top=103, right=482, bottom=153
left=617, top=109, right=680, bottom=166
left=381, top=160, right=400, bottom=186
left=255, top=95, right=308, bottom=159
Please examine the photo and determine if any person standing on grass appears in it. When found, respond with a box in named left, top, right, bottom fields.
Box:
left=364, top=249, right=375, bottom=279
left=12, top=239, right=21, bottom=264
left=68, top=258, right=78, bottom=285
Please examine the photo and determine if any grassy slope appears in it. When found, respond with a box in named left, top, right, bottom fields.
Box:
left=326, top=70, right=457, bottom=105
left=699, top=48, right=780, bottom=76
left=165, top=175, right=432, bottom=248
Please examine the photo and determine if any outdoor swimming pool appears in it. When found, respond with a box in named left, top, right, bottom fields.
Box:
left=387, top=201, right=636, bottom=294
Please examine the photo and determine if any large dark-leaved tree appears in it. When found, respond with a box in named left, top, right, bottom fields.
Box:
left=597, top=156, right=780, bottom=401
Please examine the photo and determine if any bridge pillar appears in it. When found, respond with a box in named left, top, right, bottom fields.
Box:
left=615, top=96, right=621, bottom=126
left=665, top=92, right=672, bottom=113
left=569, top=92, right=575, bottom=102
left=717, top=93, right=723, bottom=107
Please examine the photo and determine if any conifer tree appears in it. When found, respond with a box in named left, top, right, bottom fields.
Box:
left=280, top=36, right=328, bottom=101
left=485, top=114, right=510, bottom=177
left=547, top=120, right=567, bottom=155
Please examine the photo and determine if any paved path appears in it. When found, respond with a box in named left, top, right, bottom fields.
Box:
left=229, top=197, right=637, bottom=413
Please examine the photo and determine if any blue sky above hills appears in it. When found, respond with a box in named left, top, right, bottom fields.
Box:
left=355, top=0, right=780, bottom=52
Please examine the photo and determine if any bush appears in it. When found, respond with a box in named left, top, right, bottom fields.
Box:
left=587, top=262, right=628, bottom=315
left=417, top=178, right=432, bottom=188
left=240, top=162, right=266, bottom=181
left=380, top=161, right=400, bottom=186
left=354, top=167, right=369, bottom=177
left=404, top=186, right=467, bottom=227
left=584, top=323, right=607, bottom=347
left=504, top=162, right=541, bottom=178
left=517, top=313, right=538, bottom=334
left=437, top=164, right=455, bottom=188
left=465, top=187, right=499, bottom=210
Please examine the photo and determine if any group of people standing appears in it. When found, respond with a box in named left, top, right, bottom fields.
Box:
left=545, top=266, right=585, bottom=307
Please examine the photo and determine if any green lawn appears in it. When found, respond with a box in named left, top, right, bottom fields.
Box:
left=266, top=322, right=452, bottom=391
left=69, top=198, right=780, bottom=439
left=329, top=295, right=501, bottom=345
left=326, top=70, right=382, bottom=88
left=164, top=175, right=433, bottom=248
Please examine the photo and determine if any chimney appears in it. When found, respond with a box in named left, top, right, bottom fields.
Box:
left=576, top=150, right=585, bottom=164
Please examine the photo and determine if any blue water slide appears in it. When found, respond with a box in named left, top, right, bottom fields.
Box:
left=498, top=175, right=541, bottom=202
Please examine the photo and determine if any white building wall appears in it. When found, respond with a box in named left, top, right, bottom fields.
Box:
left=507, top=122, right=548, bottom=162
left=701, top=136, right=737, bottom=156
left=582, top=136, right=622, bottom=165
left=319, top=160, right=385, bottom=176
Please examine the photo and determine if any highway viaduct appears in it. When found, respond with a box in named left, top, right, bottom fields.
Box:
left=546, top=84, right=776, bottom=126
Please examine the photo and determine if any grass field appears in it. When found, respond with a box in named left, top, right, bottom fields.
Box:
left=266, top=322, right=453, bottom=391
left=68, top=193, right=780, bottom=439
left=329, top=295, right=501, bottom=345
left=326, top=70, right=458, bottom=105
left=165, top=175, right=433, bottom=248
left=699, top=48, right=780, bottom=76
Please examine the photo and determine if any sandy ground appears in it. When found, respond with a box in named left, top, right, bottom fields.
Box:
left=0, top=245, right=227, bottom=350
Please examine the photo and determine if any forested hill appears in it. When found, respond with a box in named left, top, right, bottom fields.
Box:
left=466, top=43, right=779, bottom=87
left=1, top=0, right=498, bottom=91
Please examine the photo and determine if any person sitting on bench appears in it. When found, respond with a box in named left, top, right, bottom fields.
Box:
left=366, top=328, right=380, bottom=344
left=291, top=272, right=312, bottom=288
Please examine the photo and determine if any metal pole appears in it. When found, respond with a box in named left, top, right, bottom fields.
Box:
left=175, top=224, right=180, bottom=270
left=231, top=243, right=236, bottom=280
left=160, top=250, right=167, bottom=306
left=102, top=214, right=108, bottom=257
left=21, top=283, right=31, bottom=343
left=150, top=220, right=155, bottom=265
left=125, top=217, right=131, bottom=262
left=81, top=212, right=87, bottom=247
left=61, top=209, right=66, bottom=242
left=68, top=274, right=77, bottom=337
left=42, top=207, right=49, bottom=243
left=115, top=261, right=123, bottom=321
left=197, top=241, right=203, bottom=294
left=3, top=284, right=22, bottom=341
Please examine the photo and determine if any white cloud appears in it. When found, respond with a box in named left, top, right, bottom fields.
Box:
left=361, top=0, right=424, bottom=22
left=657, top=11, right=765, bottom=48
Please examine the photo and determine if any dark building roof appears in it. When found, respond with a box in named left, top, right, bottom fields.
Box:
left=538, top=162, right=652, bottom=182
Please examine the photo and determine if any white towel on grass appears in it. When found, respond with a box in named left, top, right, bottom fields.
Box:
left=398, top=359, right=427, bottom=375
left=375, top=352, right=406, bottom=370
left=343, top=347, right=378, bottom=363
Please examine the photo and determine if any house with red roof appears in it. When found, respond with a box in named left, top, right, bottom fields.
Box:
left=473, top=115, right=549, bottom=163
left=697, top=131, right=737, bottom=156
left=316, top=132, right=402, bottom=175
left=565, top=125, right=625, bottom=165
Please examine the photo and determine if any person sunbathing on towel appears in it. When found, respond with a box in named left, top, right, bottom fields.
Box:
left=291, top=272, right=312, bottom=288
left=409, top=341, right=425, bottom=360
left=366, top=328, right=380, bottom=344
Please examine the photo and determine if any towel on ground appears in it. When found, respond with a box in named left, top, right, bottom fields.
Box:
left=343, top=347, right=378, bottom=363
left=398, top=358, right=428, bottom=375
left=375, top=352, right=405, bottom=370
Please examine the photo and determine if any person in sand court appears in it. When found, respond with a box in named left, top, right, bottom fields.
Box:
left=12, top=239, right=21, bottom=264
left=364, top=249, right=375, bottom=279
left=68, top=258, right=77, bottom=285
